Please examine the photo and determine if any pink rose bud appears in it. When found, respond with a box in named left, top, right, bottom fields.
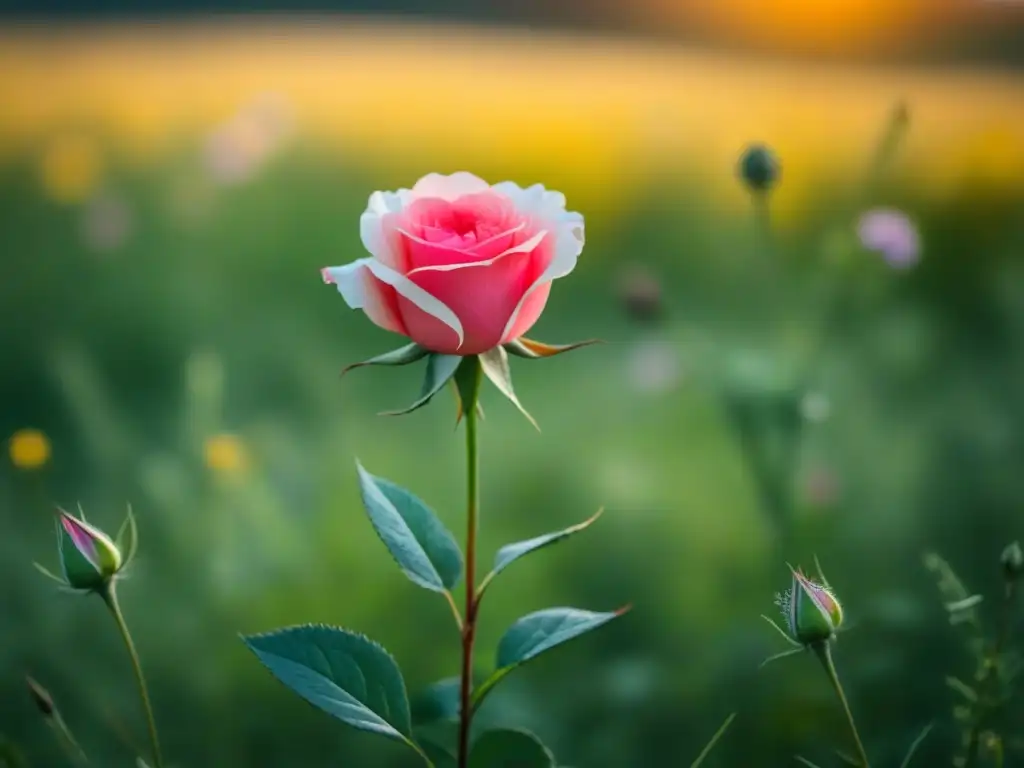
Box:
left=322, top=172, right=585, bottom=356
left=775, top=567, right=844, bottom=645
left=45, top=506, right=137, bottom=592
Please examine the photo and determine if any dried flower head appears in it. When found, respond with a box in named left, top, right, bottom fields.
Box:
left=738, top=143, right=781, bottom=193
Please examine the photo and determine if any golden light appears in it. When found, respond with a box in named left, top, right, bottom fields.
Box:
left=639, top=0, right=947, bottom=55
left=39, top=133, right=103, bottom=204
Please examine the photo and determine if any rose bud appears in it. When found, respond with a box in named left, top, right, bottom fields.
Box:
left=779, top=567, right=844, bottom=645
left=58, top=509, right=123, bottom=590
left=36, top=506, right=137, bottom=593
left=761, top=560, right=845, bottom=666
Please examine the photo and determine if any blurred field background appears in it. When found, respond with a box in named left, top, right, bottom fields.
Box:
left=3, top=1, right=1024, bottom=766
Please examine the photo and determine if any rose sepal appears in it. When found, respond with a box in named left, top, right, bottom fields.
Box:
left=341, top=342, right=430, bottom=378
left=503, top=336, right=602, bottom=359
left=379, top=353, right=463, bottom=417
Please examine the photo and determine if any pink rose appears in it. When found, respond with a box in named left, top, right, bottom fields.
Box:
left=322, top=172, right=585, bottom=355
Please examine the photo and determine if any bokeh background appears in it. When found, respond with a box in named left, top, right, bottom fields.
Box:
left=3, top=1, right=1024, bottom=766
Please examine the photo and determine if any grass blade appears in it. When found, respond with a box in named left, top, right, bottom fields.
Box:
left=689, top=712, right=736, bottom=768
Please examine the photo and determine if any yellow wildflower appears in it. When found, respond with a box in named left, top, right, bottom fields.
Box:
left=9, top=428, right=51, bottom=470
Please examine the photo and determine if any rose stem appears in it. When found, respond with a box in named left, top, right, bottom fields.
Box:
left=457, top=359, right=483, bottom=768
left=99, top=583, right=165, bottom=768
left=813, top=642, right=870, bottom=768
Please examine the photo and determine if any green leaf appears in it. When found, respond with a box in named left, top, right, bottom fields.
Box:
left=117, top=504, right=139, bottom=568
left=472, top=607, right=628, bottom=710
left=923, top=552, right=981, bottom=631
left=899, top=722, right=935, bottom=768
left=945, top=595, right=984, bottom=613
left=454, top=356, right=483, bottom=414
left=689, top=712, right=736, bottom=768
left=794, top=757, right=825, bottom=768
left=411, top=677, right=461, bottom=724
left=945, top=676, right=978, bottom=702
left=477, top=509, right=603, bottom=598
left=503, top=337, right=601, bottom=359
left=355, top=462, right=463, bottom=593
left=414, top=715, right=460, bottom=768
left=381, top=353, right=463, bottom=416
left=342, top=342, right=430, bottom=377
left=479, top=347, right=538, bottom=430
left=242, top=624, right=415, bottom=747
left=469, top=729, right=555, bottom=767
left=418, top=733, right=457, bottom=768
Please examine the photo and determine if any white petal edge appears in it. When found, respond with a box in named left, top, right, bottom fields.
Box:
left=360, top=189, right=411, bottom=270
left=322, top=258, right=465, bottom=349
left=410, top=172, right=491, bottom=201
left=403, top=229, right=548, bottom=275
left=490, top=182, right=585, bottom=341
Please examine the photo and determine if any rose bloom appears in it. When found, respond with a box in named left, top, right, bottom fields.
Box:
left=322, top=172, right=585, bottom=355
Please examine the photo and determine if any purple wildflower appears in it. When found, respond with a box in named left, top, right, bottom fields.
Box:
left=857, top=208, right=921, bottom=269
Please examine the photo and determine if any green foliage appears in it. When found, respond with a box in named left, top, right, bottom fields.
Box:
left=7, top=97, right=1024, bottom=767
left=411, top=677, right=462, bottom=724
left=689, top=712, right=736, bottom=768
left=355, top=462, right=464, bottom=593
left=478, top=510, right=603, bottom=598
left=478, top=347, right=538, bottom=429
left=0, top=737, right=28, bottom=768
left=473, top=607, right=627, bottom=710
left=469, top=729, right=555, bottom=767
left=898, top=722, right=935, bottom=768
left=925, top=552, right=1021, bottom=768
left=453, top=354, right=484, bottom=419
left=242, top=625, right=417, bottom=749
left=341, top=342, right=430, bottom=377
left=381, top=353, right=463, bottom=416
left=116, top=505, right=140, bottom=571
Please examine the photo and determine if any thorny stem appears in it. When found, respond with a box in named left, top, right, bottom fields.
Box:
left=457, top=385, right=481, bottom=768
left=813, top=642, right=871, bottom=768
left=963, top=581, right=1018, bottom=768
left=99, top=583, right=165, bottom=768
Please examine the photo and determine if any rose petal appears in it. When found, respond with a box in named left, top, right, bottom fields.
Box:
left=60, top=514, right=100, bottom=567
left=402, top=245, right=541, bottom=354
left=405, top=230, right=548, bottom=275
left=321, top=262, right=406, bottom=335
left=360, top=190, right=413, bottom=272
left=502, top=280, right=552, bottom=342
left=491, top=182, right=585, bottom=342
left=469, top=222, right=527, bottom=256
left=322, top=258, right=464, bottom=348
left=410, top=172, right=491, bottom=201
